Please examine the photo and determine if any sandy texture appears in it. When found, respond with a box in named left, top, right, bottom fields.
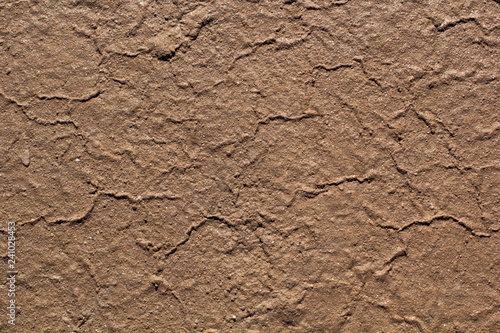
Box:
left=0, top=0, right=499, bottom=332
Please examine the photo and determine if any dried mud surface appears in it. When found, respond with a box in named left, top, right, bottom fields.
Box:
left=0, top=0, right=499, bottom=332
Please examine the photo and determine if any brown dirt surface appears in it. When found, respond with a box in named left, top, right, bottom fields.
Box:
left=1, top=0, right=499, bottom=332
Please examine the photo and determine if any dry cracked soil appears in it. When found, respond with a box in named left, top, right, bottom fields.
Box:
left=0, top=0, right=499, bottom=332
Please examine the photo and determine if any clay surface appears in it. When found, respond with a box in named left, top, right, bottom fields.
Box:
left=0, top=0, right=499, bottom=332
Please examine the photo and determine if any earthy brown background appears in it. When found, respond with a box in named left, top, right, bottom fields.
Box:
left=0, top=0, right=499, bottom=332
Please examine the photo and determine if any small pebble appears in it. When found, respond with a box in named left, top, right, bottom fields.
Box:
left=20, top=149, right=30, bottom=167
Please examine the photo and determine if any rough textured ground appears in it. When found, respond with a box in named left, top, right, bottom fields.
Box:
left=0, top=0, right=499, bottom=332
